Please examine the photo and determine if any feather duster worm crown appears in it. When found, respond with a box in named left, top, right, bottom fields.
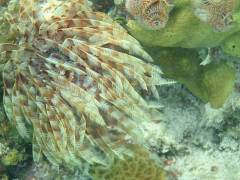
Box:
left=192, top=0, right=238, bottom=32
left=125, top=0, right=175, bottom=30
left=1, top=0, right=174, bottom=168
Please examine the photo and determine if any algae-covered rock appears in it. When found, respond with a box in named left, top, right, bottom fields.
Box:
left=125, top=0, right=240, bottom=56
left=150, top=47, right=236, bottom=108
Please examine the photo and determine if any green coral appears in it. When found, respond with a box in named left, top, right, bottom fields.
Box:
left=221, top=31, right=240, bottom=57
left=149, top=47, right=236, bottom=108
left=126, top=0, right=240, bottom=56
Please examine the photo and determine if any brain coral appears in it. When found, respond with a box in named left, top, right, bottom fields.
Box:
left=89, top=145, right=166, bottom=180
left=125, top=0, right=240, bottom=55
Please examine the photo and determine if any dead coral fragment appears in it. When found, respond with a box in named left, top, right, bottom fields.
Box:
left=125, top=0, right=175, bottom=30
left=192, top=0, right=238, bottom=32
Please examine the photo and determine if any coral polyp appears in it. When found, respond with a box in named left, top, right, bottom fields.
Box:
left=125, top=0, right=175, bottom=30
left=192, top=0, right=238, bottom=32
left=125, top=0, right=145, bottom=15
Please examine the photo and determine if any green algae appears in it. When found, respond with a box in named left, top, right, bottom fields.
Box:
left=2, top=149, right=21, bottom=166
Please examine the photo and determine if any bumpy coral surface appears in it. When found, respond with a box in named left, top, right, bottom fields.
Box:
left=125, top=0, right=240, bottom=56
left=1, top=0, right=172, bottom=169
left=89, top=145, right=166, bottom=180
left=221, top=30, right=240, bottom=57
left=150, top=47, right=236, bottom=108
left=125, top=0, right=175, bottom=30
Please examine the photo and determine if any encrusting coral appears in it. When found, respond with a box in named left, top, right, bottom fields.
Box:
left=125, top=0, right=175, bottom=30
left=124, top=0, right=240, bottom=56
left=221, top=31, right=240, bottom=57
left=149, top=47, right=236, bottom=108
left=0, top=0, right=173, bottom=171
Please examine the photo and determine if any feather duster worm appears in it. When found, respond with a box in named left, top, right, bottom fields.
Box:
left=125, top=0, right=175, bottom=30
left=1, top=0, right=174, bottom=168
left=192, top=0, right=238, bottom=32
